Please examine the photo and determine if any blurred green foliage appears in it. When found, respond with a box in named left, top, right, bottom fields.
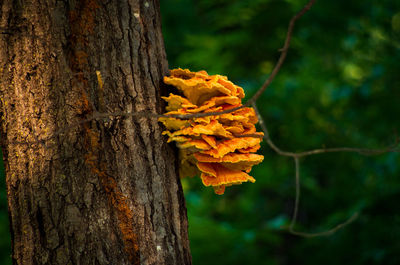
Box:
left=0, top=0, right=399, bottom=264
left=161, top=0, right=400, bottom=264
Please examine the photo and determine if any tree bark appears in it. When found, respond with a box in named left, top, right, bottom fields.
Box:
left=0, top=0, right=191, bottom=264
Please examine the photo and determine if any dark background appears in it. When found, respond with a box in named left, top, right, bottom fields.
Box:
left=1, top=0, right=399, bottom=264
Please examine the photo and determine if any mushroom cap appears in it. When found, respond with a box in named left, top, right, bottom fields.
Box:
left=164, top=76, right=231, bottom=106
left=164, top=68, right=245, bottom=105
left=194, top=152, right=264, bottom=171
left=185, top=96, right=241, bottom=113
left=178, top=139, right=212, bottom=150
left=164, top=120, right=233, bottom=139
left=199, top=163, right=256, bottom=187
left=162, top=93, right=196, bottom=111
left=213, top=185, right=226, bottom=195
left=158, top=117, right=189, bottom=131
left=238, top=144, right=261, bottom=153
left=200, top=137, right=262, bottom=158
left=201, top=134, right=217, bottom=149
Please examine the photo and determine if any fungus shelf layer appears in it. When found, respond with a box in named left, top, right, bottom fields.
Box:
left=159, top=68, right=264, bottom=195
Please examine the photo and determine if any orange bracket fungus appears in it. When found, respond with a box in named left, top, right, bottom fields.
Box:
left=159, top=68, right=264, bottom=195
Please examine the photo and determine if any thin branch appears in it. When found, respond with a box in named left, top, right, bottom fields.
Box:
left=289, top=212, right=359, bottom=238
left=287, top=156, right=360, bottom=237
left=252, top=102, right=400, bottom=158
left=252, top=101, right=397, bottom=236
left=289, top=157, right=301, bottom=230
left=232, top=133, right=263, bottom=139
left=247, top=0, right=317, bottom=105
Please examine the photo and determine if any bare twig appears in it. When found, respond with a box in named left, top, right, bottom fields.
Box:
left=289, top=212, right=359, bottom=238
left=252, top=101, right=398, bottom=237
left=287, top=156, right=359, bottom=237
left=246, top=0, right=399, bottom=233
left=252, top=102, right=400, bottom=158
left=247, top=0, right=317, bottom=105
left=289, top=157, right=301, bottom=230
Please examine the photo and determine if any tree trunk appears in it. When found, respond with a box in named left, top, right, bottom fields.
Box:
left=0, top=0, right=191, bottom=264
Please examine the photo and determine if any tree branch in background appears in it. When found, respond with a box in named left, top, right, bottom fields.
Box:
left=289, top=156, right=359, bottom=238
left=252, top=102, right=398, bottom=237
left=247, top=0, right=317, bottom=105
left=244, top=0, right=399, bottom=236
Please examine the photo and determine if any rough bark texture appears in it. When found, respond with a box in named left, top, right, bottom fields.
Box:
left=0, top=0, right=191, bottom=264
